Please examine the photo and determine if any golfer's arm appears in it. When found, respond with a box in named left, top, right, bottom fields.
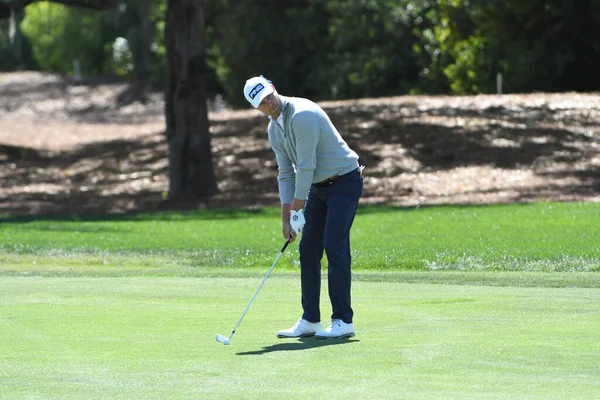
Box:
left=281, top=199, right=306, bottom=223
left=291, top=198, right=305, bottom=212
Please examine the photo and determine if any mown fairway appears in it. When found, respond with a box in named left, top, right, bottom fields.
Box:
left=1, top=202, right=599, bottom=399
left=1, top=276, right=599, bottom=399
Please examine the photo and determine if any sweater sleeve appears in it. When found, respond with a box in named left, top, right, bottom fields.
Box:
left=269, top=126, right=296, bottom=204
left=291, top=110, right=319, bottom=200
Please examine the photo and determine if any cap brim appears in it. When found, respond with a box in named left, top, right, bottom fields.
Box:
left=251, top=85, right=274, bottom=108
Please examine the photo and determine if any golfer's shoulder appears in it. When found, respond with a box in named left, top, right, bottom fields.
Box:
left=286, top=96, right=322, bottom=114
left=286, top=96, right=324, bottom=123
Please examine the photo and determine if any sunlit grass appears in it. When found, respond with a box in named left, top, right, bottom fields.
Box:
left=0, top=202, right=599, bottom=275
left=1, top=202, right=600, bottom=398
left=1, top=277, right=599, bottom=399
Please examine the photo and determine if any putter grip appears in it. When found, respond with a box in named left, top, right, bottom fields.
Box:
left=280, top=238, right=291, bottom=253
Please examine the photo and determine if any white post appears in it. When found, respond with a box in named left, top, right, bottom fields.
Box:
left=73, top=59, right=81, bottom=82
left=496, top=72, right=503, bottom=95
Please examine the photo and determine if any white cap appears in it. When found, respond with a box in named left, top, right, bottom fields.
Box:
left=243, top=76, right=274, bottom=108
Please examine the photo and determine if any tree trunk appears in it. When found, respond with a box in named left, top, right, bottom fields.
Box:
left=164, top=0, right=217, bottom=198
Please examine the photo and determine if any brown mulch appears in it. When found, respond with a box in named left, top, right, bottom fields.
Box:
left=1, top=71, right=599, bottom=215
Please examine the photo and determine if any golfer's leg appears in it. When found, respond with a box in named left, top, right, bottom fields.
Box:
left=324, top=182, right=362, bottom=323
left=299, top=189, right=326, bottom=323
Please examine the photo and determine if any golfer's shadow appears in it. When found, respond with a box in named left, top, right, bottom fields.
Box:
left=236, top=337, right=359, bottom=355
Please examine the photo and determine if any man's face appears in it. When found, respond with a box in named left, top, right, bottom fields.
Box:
left=257, top=91, right=282, bottom=118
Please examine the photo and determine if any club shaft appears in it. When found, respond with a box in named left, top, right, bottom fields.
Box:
left=229, top=239, right=290, bottom=339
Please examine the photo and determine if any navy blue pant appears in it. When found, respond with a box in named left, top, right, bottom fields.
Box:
left=299, top=168, right=363, bottom=324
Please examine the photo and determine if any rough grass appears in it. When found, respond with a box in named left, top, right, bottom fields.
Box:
left=1, top=203, right=599, bottom=277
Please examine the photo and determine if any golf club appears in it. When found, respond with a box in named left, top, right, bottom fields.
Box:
left=216, top=238, right=291, bottom=345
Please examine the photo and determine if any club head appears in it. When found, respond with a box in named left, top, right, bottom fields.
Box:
left=216, top=334, right=230, bottom=345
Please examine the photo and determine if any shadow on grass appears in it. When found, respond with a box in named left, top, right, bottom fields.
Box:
left=236, top=337, right=360, bottom=356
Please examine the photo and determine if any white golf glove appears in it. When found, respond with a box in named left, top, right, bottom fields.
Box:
left=290, top=209, right=306, bottom=235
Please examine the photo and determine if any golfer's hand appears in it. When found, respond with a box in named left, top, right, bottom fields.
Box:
left=290, top=209, right=305, bottom=235
left=283, top=222, right=297, bottom=243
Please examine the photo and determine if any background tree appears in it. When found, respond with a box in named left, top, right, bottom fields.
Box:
left=164, top=0, right=216, bottom=198
left=321, top=0, right=421, bottom=99
left=3, top=0, right=600, bottom=200
left=208, top=0, right=330, bottom=108
left=1, top=0, right=217, bottom=199
left=424, top=0, right=600, bottom=94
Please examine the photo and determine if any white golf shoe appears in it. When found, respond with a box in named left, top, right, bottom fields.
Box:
left=277, top=318, right=322, bottom=338
left=315, top=319, right=355, bottom=339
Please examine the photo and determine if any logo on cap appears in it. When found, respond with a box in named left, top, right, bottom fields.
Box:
left=248, top=83, right=265, bottom=100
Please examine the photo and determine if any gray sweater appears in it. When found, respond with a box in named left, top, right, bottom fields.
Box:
left=268, top=95, right=359, bottom=204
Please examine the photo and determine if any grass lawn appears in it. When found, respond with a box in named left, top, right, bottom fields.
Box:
left=1, top=275, right=600, bottom=399
left=1, top=202, right=599, bottom=398
left=1, top=202, right=599, bottom=273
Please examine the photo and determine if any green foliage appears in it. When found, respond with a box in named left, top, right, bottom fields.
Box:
left=20, top=2, right=118, bottom=75
left=18, top=0, right=164, bottom=87
left=149, top=0, right=167, bottom=88
left=210, top=0, right=432, bottom=104
left=6, top=0, right=600, bottom=100
left=414, top=0, right=499, bottom=95
left=207, top=0, right=331, bottom=107
left=322, top=0, right=420, bottom=99
left=442, top=35, right=495, bottom=94
left=408, top=1, right=450, bottom=94
left=436, top=0, right=600, bottom=93
left=0, top=43, right=24, bottom=71
left=208, top=0, right=600, bottom=98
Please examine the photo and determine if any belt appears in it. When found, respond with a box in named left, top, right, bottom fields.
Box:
left=315, top=174, right=340, bottom=186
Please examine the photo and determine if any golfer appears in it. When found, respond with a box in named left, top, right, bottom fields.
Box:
left=243, top=75, right=364, bottom=339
